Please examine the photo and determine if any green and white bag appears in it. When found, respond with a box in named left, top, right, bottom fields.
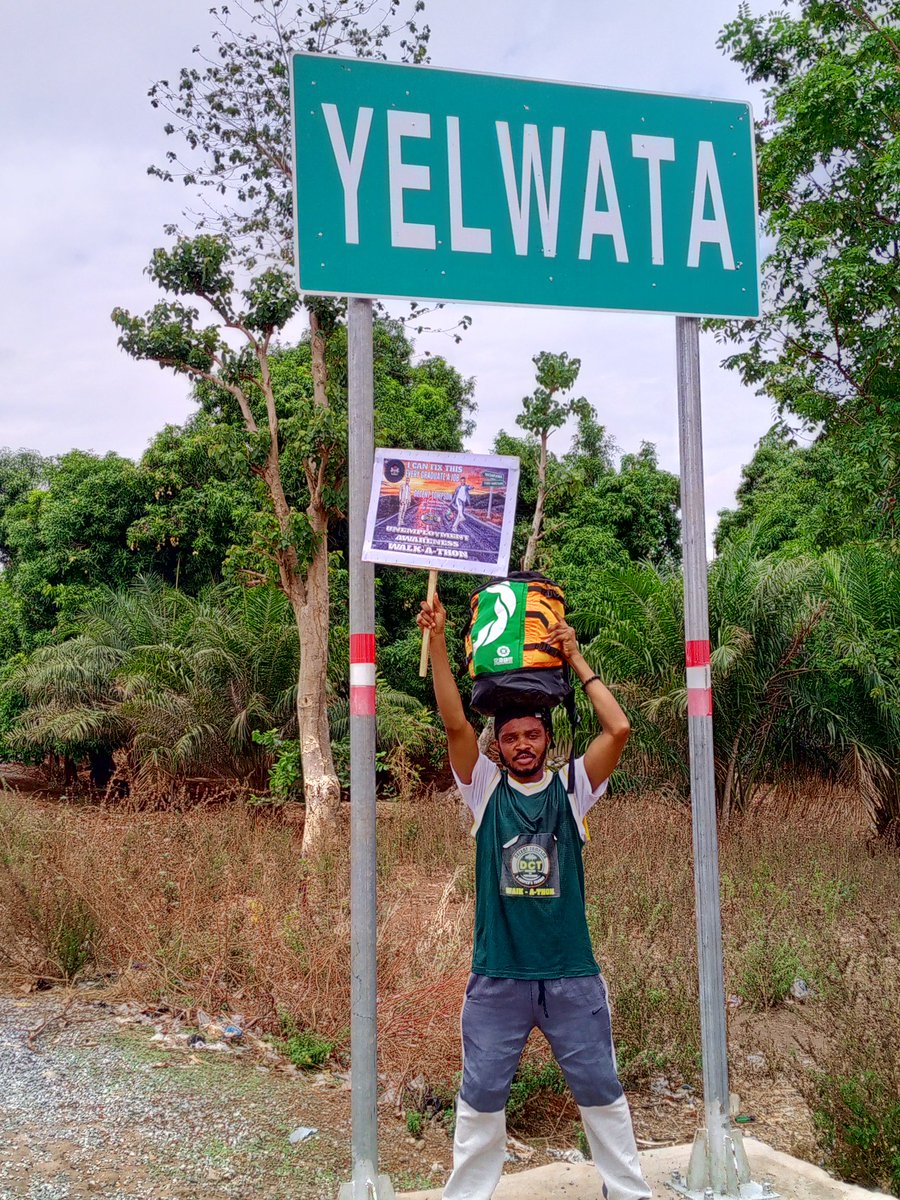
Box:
left=464, top=572, right=573, bottom=714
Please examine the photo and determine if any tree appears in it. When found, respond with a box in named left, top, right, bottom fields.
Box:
left=571, top=533, right=897, bottom=825
left=127, top=415, right=261, bottom=591
left=112, top=241, right=472, bottom=845
left=147, top=0, right=433, bottom=473
left=10, top=578, right=299, bottom=790
left=577, top=442, right=681, bottom=567
left=113, top=235, right=342, bottom=853
left=515, top=351, right=590, bottom=570
left=714, top=422, right=876, bottom=555
left=716, top=0, right=900, bottom=541
left=0, top=450, right=149, bottom=648
left=816, top=541, right=900, bottom=840
left=540, top=441, right=680, bottom=615
left=0, top=448, right=48, bottom=566
left=562, top=404, right=617, bottom=489
left=133, top=2, right=439, bottom=847
left=148, top=0, right=429, bottom=264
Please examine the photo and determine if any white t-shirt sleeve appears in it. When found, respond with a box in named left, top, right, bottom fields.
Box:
left=451, top=752, right=501, bottom=834
left=562, top=757, right=609, bottom=836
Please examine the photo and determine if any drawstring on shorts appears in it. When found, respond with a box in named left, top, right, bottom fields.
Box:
left=537, top=979, right=549, bottom=1019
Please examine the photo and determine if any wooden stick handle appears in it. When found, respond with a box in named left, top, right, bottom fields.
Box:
left=418, top=569, right=439, bottom=678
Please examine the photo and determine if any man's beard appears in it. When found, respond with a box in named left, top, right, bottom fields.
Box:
left=498, top=745, right=549, bottom=781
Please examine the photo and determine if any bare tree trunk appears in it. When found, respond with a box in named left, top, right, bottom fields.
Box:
left=296, top=499, right=341, bottom=857
left=253, top=315, right=341, bottom=857
left=721, top=731, right=741, bottom=827
left=308, top=307, right=328, bottom=409
left=522, top=432, right=548, bottom=571
left=477, top=719, right=494, bottom=756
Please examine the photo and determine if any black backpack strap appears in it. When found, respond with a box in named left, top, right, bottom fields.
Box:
left=563, top=663, right=580, bottom=794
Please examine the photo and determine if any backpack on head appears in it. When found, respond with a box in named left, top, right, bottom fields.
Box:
left=464, top=572, right=573, bottom=714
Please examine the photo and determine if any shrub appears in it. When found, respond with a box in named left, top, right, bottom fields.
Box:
left=506, top=1060, right=565, bottom=1124
left=811, top=1071, right=900, bottom=1196
left=250, top=729, right=301, bottom=805
left=795, top=925, right=900, bottom=1196
left=735, top=926, right=807, bottom=1011
left=278, top=1017, right=334, bottom=1070
left=49, top=900, right=97, bottom=982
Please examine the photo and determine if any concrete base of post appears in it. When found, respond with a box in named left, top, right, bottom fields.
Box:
left=339, top=1170, right=397, bottom=1199
left=666, top=1127, right=776, bottom=1200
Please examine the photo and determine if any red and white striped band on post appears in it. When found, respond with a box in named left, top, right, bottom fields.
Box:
left=685, top=639, right=713, bottom=718
left=350, top=633, right=376, bottom=717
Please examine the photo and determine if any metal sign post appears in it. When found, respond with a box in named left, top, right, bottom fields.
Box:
left=341, top=297, right=395, bottom=1200
left=668, top=317, right=769, bottom=1200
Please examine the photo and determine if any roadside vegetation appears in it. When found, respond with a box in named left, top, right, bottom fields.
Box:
left=0, top=786, right=897, bottom=1191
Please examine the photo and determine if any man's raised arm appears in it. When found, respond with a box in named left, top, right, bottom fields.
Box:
left=546, top=619, right=631, bottom=791
left=417, top=593, right=479, bottom=785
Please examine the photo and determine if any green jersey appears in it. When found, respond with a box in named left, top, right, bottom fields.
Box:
left=469, top=763, right=600, bottom=979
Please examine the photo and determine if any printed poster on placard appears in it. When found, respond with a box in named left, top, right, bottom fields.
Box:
left=361, top=449, right=520, bottom=576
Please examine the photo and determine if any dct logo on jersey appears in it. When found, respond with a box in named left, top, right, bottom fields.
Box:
left=510, top=843, right=550, bottom=887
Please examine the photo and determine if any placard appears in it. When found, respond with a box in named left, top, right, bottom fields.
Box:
left=362, top=449, right=520, bottom=575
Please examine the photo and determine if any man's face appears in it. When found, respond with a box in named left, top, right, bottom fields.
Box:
left=496, top=717, right=550, bottom=782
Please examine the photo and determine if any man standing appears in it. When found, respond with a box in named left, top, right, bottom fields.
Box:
left=451, top=481, right=470, bottom=531
left=398, top=477, right=413, bottom=525
left=417, top=593, right=650, bottom=1200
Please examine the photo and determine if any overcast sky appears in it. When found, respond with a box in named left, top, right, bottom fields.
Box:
left=0, top=0, right=776, bottom=543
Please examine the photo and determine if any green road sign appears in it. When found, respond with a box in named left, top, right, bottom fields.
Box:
left=291, top=57, right=759, bottom=318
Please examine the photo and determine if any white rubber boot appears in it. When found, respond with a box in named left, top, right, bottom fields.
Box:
left=579, top=1096, right=651, bottom=1200
left=442, top=1098, right=506, bottom=1200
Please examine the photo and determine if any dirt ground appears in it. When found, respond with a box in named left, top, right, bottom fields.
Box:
left=0, top=984, right=820, bottom=1200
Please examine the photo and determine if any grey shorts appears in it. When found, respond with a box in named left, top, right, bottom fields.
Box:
left=458, top=973, right=624, bottom=1112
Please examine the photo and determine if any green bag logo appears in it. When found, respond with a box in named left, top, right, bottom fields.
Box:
left=471, top=581, right=526, bottom=673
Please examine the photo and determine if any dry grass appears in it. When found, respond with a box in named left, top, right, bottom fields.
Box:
left=1, top=781, right=898, bottom=1176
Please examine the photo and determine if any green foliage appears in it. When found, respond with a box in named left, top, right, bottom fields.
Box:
left=250, top=729, right=301, bottom=805
left=375, top=565, right=476, bottom=707
left=563, top=404, right=617, bottom=488
left=516, top=351, right=587, bottom=444
left=127, top=415, right=260, bottom=591
left=329, top=678, right=442, bottom=798
left=812, top=1071, right=900, bottom=1196
left=546, top=441, right=681, bottom=610
left=515, top=350, right=591, bottom=570
left=715, top=0, right=900, bottom=543
left=0, top=447, right=48, bottom=565
left=571, top=534, right=900, bottom=830
left=277, top=1013, right=334, bottom=1069
left=0, top=427, right=261, bottom=656
left=815, top=542, right=900, bottom=838
left=405, top=1110, right=423, bottom=1137
left=0, top=649, right=37, bottom=765
left=505, top=1059, right=566, bottom=1123
left=715, top=424, right=858, bottom=555
left=735, top=926, right=807, bottom=1010
left=0, top=450, right=151, bottom=646
left=9, top=578, right=298, bottom=786
left=494, top=408, right=680, bottom=586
